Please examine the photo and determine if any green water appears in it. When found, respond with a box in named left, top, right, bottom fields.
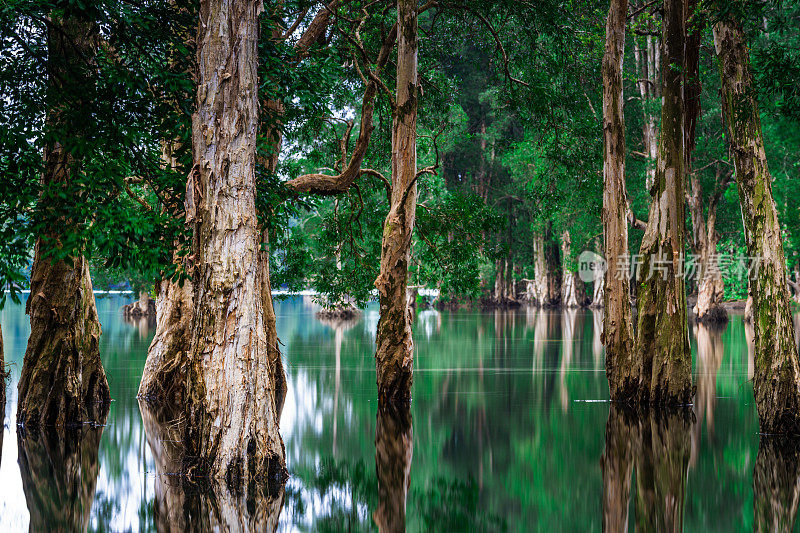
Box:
left=0, top=295, right=776, bottom=531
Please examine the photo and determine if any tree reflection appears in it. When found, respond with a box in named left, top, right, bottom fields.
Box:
left=693, top=323, right=725, bottom=451
left=139, top=401, right=286, bottom=532
left=753, top=437, right=800, bottom=532
left=17, top=420, right=107, bottom=532
left=374, top=401, right=413, bottom=533
left=602, top=407, right=693, bottom=532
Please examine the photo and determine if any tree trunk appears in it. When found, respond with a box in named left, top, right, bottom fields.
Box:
left=18, top=424, right=106, bottom=532
left=17, top=10, right=110, bottom=431
left=373, top=402, right=413, bottom=533
left=632, top=3, right=661, bottom=194
left=533, top=232, right=548, bottom=306
left=561, top=230, right=579, bottom=308
left=138, top=276, right=194, bottom=404
left=602, top=0, right=638, bottom=402
left=634, top=0, right=692, bottom=406
left=374, top=0, right=418, bottom=406
left=601, top=406, right=634, bottom=532
left=714, top=17, right=800, bottom=434
left=544, top=224, right=562, bottom=306
left=753, top=438, right=800, bottom=532
left=184, top=0, right=285, bottom=485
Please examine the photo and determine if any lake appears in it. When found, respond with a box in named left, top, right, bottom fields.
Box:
left=0, top=295, right=776, bottom=531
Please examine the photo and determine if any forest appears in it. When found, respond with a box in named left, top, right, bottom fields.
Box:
left=1, top=0, right=800, bottom=531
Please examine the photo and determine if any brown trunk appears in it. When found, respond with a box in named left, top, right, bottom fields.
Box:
left=17, top=10, right=110, bottom=431
left=714, top=17, right=800, bottom=434
left=184, top=0, right=285, bottom=484
left=601, top=406, right=634, bottom=532
left=632, top=3, right=661, bottom=193
left=18, top=423, right=106, bottom=532
left=374, top=0, right=418, bottom=405
left=373, top=402, right=413, bottom=532
left=635, top=0, right=691, bottom=406
left=602, top=0, right=638, bottom=402
left=753, top=438, right=800, bottom=532
left=544, top=224, right=562, bottom=306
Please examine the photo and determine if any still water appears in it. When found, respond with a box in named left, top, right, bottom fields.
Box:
left=0, top=295, right=776, bottom=531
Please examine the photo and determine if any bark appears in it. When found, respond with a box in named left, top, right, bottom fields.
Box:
left=632, top=2, right=661, bottom=193
left=373, top=402, right=413, bottom=533
left=138, top=276, right=194, bottom=404
left=374, top=0, right=418, bottom=406
left=544, top=224, right=562, bottom=306
left=18, top=423, right=106, bottom=532
left=533, top=232, right=548, bottom=306
left=753, top=438, right=800, bottom=532
left=561, top=231, right=579, bottom=308
left=601, top=406, right=634, bottom=532
left=714, top=17, right=800, bottom=434
left=602, top=0, right=638, bottom=402
left=634, top=0, right=692, bottom=406
left=634, top=410, right=691, bottom=532
left=184, top=0, right=286, bottom=485
left=17, top=10, right=110, bottom=431
left=140, top=401, right=286, bottom=532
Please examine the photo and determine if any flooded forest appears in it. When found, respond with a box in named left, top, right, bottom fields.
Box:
left=1, top=0, right=800, bottom=531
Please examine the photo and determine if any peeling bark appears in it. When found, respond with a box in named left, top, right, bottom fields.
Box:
left=634, top=0, right=692, bottom=406
left=533, top=232, right=548, bottom=306
left=373, top=402, right=413, bottom=533
left=374, top=0, right=418, bottom=406
left=18, top=423, right=106, bottom=532
left=714, top=17, right=800, bottom=434
left=184, top=0, right=286, bottom=484
left=602, top=0, right=638, bottom=402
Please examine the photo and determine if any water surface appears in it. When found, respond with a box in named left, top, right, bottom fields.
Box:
left=0, top=296, right=774, bottom=530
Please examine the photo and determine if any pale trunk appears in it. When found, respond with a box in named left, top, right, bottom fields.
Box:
left=714, top=18, right=800, bottom=434
left=693, top=323, right=724, bottom=438
left=185, top=0, right=285, bottom=484
left=633, top=11, right=660, bottom=193
left=561, top=230, right=578, bottom=308
left=533, top=232, right=548, bottom=306
left=635, top=0, right=691, bottom=406
left=374, top=0, right=418, bottom=405
left=602, top=0, right=637, bottom=401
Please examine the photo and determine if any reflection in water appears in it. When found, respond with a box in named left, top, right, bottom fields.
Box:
left=602, top=407, right=693, bottom=532
left=374, top=402, right=413, bottom=533
left=746, top=320, right=755, bottom=380
left=560, top=308, right=578, bottom=411
left=692, top=323, right=725, bottom=463
left=122, top=313, right=156, bottom=339
left=18, top=423, right=106, bottom=532
left=753, top=438, right=800, bottom=532
left=139, top=401, right=286, bottom=531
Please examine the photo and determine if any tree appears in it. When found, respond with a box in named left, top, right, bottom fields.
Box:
left=183, top=0, right=285, bottom=483
left=602, top=0, right=638, bottom=402
left=374, top=0, right=419, bottom=405
left=713, top=12, right=800, bottom=434
left=634, top=0, right=692, bottom=406
left=17, top=9, right=110, bottom=429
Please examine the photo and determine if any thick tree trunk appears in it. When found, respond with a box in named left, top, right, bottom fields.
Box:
left=17, top=11, right=110, bottom=430
left=544, top=224, right=562, bottom=306
left=601, top=406, right=634, bottom=532
left=373, top=402, right=413, bottom=533
left=753, top=438, right=800, bottom=532
left=374, top=0, right=418, bottom=406
left=533, top=232, right=548, bottom=306
left=634, top=0, right=692, bottom=406
left=18, top=424, right=106, bottom=532
left=602, top=0, right=638, bottom=402
left=714, top=18, right=800, bottom=434
left=184, top=0, right=286, bottom=484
